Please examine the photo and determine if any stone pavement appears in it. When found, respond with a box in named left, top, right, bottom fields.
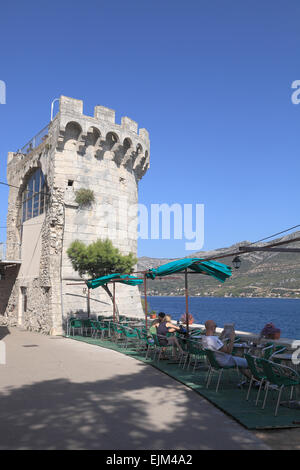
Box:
left=0, top=327, right=269, bottom=450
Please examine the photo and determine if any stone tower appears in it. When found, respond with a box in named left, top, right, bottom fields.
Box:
left=3, top=96, right=150, bottom=335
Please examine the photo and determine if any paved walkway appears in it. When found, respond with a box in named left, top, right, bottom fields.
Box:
left=0, top=327, right=269, bottom=450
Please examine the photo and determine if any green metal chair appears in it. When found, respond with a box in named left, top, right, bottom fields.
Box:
left=190, top=328, right=204, bottom=337
left=186, top=340, right=207, bottom=372
left=177, top=336, right=189, bottom=368
left=260, top=343, right=286, bottom=363
left=110, top=322, right=125, bottom=344
left=144, top=333, right=156, bottom=360
left=134, top=328, right=148, bottom=353
left=81, top=319, right=93, bottom=336
left=270, top=346, right=287, bottom=364
left=244, top=353, right=268, bottom=405
left=119, top=326, right=139, bottom=349
left=204, top=349, right=238, bottom=393
left=98, top=321, right=110, bottom=339
left=66, top=317, right=76, bottom=336
left=152, top=334, right=172, bottom=362
left=262, top=342, right=274, bottom=359
left=88, top=320, right=101, bottom=338
left=260, top=359, right=300, bottom=416
left=69, top=319, right=83, bottom=336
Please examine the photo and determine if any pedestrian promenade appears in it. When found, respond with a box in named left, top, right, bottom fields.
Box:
left=0, top=327, right=269, bottom=450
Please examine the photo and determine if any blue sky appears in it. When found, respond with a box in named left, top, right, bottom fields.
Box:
left=0, top=0, right=299, bottom=258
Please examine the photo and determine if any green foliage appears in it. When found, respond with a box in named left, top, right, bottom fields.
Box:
left=75, top=188, right=95, bottom=206
left=67, top=238, right=137, bottom=279
left=140, top=297, right=146, bottom=313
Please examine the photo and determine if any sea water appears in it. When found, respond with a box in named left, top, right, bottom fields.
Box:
left=145, top=296, right=300, bottom=340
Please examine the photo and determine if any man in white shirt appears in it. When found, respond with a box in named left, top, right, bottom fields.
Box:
left=202, top=320, right=251, bottom=379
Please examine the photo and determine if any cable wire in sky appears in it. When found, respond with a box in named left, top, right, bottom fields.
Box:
left=0, top=180, right=49, bottom=197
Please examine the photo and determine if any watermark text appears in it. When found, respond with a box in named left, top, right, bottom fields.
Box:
left=96, top=202, right=205, bottom=251
left=291, top=80, right=300, bottom=105
left=0, top=80, right=6, bottom=104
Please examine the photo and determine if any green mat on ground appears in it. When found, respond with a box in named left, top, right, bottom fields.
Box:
left=66, top=334, right=300, bottom=430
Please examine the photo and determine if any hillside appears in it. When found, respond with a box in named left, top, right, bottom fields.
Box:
left=138, top=231, right=300, bottom=298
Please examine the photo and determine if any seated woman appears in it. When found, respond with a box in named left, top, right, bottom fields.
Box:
left=148, top=312, right=166, bottom=336
left=156, top=315, right=184, bottom=358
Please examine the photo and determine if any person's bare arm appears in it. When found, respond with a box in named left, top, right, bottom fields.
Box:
left=219, top=332, right=235, bottom=354
left=166, top=322, right=180, bottom=333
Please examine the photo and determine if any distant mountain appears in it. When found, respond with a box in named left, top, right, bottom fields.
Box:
left=138, top=231, right=300, bottom=298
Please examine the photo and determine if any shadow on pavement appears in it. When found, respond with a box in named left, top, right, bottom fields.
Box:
left=0, top=361, right=265, bottom=450
left=0, top=326, right=10, bottom=341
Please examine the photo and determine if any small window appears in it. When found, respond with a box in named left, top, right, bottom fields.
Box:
left=68, top=180, right=74, bottom=187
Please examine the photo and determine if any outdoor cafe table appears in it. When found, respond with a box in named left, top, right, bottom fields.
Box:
left=232, top=343, right=251, bottom=356
left=273, top=353, right=294, bottom=361
left=272, top=352, right=299, bottom=371
left=247, top=344, right=265, bottom=357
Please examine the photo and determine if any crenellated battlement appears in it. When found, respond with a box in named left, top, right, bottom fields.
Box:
left=9, top=96, right=150, bottom=182
left=55, top=95, right=150, bottom=180
left=58, top=95, right=150, bottom=144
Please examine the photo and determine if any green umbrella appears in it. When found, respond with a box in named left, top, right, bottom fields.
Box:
left=86, top=274, right=143, bottom=321
left=145, top=258, right=232, bottom=334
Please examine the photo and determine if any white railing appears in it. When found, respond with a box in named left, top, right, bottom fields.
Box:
left=17, top=124, right=50, bottom=155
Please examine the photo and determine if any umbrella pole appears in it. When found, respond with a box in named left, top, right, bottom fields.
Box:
left=185, top=269, right=189, bottom=336
left=87, top=288, right=90, bottom=318
left=144, top=274, right=148, bottom=330
left=113, top=282, right=116, bottom=323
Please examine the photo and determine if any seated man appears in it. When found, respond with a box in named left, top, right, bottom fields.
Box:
left=202, top=320, right=251, bottom=381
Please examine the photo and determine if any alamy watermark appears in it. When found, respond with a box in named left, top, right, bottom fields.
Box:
left=291, top=341, right=300, bottom=365
left=97, top=202, right=204, bottom=251
left=291, top=80, right=300, bottom=104
left=0, top=80, right=6, bottom=104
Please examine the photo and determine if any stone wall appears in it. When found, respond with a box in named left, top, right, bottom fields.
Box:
left=20, top=279, right=52, bottom=333
left=0, top=265, right=20, bottom=322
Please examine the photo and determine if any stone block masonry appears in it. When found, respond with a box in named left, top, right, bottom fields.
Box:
left=4, top=96, right=150, bottom=334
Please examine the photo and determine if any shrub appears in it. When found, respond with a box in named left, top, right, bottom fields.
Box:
left=75, top=188, right=95, bottom=206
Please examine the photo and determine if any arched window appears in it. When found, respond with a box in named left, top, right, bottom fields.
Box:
left=21, top=168, right=48, bottom=223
